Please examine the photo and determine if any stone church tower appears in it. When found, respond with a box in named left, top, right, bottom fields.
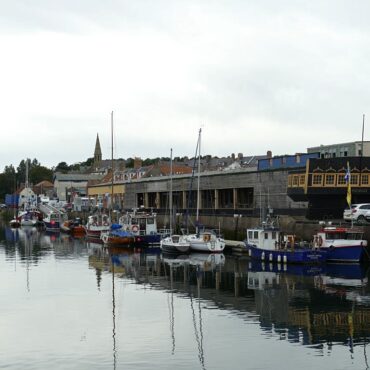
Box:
left=93, top=133, right=102, bottom=169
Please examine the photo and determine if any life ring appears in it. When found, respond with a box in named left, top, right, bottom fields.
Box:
left=132, top=225, right=139, bottom=233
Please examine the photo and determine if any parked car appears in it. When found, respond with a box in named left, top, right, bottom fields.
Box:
left=343, top=203, right=370, bottom=223
left=0, top=204, right=7, bottom=209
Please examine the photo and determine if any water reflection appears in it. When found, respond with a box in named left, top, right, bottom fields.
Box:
left=88, top=245, right=370, bottom=355
left=248, top=261, right=370, bottom=356
left=2, top=226, right=370, bottom=369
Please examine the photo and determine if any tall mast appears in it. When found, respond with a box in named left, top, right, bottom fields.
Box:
left=169, top=148, right=173, bottom=234
left=196, top=128, right=201, bottom=230
left=25, top=159, right=29, bottom=189
left=111, top=111, right=114, bottom=216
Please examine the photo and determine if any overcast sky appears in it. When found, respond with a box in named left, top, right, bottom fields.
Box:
left=1, top=0, right=370, bottom=171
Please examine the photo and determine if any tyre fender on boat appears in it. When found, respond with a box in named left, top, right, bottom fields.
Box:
left=101, top=234, right=109, bottom=244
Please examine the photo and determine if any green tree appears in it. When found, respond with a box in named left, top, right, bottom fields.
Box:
left=82, top=157, right=94, bottom=167
left=29, top=165, right=53, bottom=184
left=126, top=158, right=134, bottom=168
left=55, top=161, right=70, bottom=173
left=0, top=165, right=16, bottom=201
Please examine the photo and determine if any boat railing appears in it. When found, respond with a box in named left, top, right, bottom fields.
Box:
left=158, top=228, right=171, bottom=237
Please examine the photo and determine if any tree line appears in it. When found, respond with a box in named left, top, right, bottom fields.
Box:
left=0, top=155, right=212, bottom=201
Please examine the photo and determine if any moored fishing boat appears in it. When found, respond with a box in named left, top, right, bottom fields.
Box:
left=245, top=217, right=326, bottom=264
left=85, top=214, right=111, bottom=240
left=119, top=208, right=162, bottom=245
left=313, top=225, right=367, bottom=263
left=101, top=228, right=135, bottom=245
left=43, top=212, right=61, bottom=232
left=61, top=218, right=86, bottom=237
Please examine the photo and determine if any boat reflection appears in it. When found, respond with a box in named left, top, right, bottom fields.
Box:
left=248, top=261, right=370, bottom=354
left=87, top=247, right=370, bottom=355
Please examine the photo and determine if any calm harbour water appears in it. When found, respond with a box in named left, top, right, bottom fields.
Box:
left=1, top=225, right=370, bottom=370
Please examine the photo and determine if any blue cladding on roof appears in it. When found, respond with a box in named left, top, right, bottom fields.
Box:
left=258, top=153, right=320, bottom=171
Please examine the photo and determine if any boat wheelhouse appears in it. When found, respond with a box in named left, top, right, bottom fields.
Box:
left=119, top=209, right=162, bottom=245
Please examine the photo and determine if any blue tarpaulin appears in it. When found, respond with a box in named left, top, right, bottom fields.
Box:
left=5, top=194, right=19, bottom=208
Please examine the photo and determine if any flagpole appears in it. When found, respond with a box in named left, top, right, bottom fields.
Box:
left=346, top=161, right=352, bottom=227
left=360, top=114, right=365, bottom=185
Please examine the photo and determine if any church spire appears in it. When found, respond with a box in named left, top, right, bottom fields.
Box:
left=94, top=133, right=102, bottom=169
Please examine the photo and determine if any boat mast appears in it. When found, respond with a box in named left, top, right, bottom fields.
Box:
left=25, top=159, right=29, bottom=189
left=196, top=128, right=201, bottom=233
left=169, top=148, right=173, bottom=234
left=111, top=111, right=114, bottom=219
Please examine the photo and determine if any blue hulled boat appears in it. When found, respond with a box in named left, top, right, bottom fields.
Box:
left=245, top=218, right=326, bottom=264
left=312, top=226, right=367, bottom=263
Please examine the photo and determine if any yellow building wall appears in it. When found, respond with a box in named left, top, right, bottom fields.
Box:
left=88, top=184, right=125, bottom=196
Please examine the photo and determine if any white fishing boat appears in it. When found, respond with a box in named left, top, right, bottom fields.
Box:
left=85, top=213, right=111, bottom=240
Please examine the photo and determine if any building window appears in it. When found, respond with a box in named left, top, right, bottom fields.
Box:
left=361, top=174, right=369, bottom=186
left=337, top=174, right=346, bottom=185
left=299, top=175, right=305, bottom=185
left=325, top=174, right=335, bottom=186
left=344, top=151, right=348, bottom=157
left=351, top=174, right=359, bottom=185
left=312, top=174, right=323, bottom=186
left=293, top=176, right=299, bottom=186
left=288, top=176, right=292, bottom=187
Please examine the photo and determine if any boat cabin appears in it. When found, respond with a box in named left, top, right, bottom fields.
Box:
left=314, top=227, right=365, bottom=248
left=119, top=210, right=158, bottom=235
left=247, top=227, right=281, bottom=251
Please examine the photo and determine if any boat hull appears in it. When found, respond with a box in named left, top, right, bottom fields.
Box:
left=43, top=221, right=60, bottom=232
left=85, top=226, right=110, bottom=240
left=160, top=235, right=191, bottom=254
left=321, top=245, right=365, bottom=263
left=135, top=234, right=161, bottom=246
left=187, top=233, right=225, bottom=253
left=248, top=245, right=326, bottom=264
left=101, top=234, right=135, bottom=245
